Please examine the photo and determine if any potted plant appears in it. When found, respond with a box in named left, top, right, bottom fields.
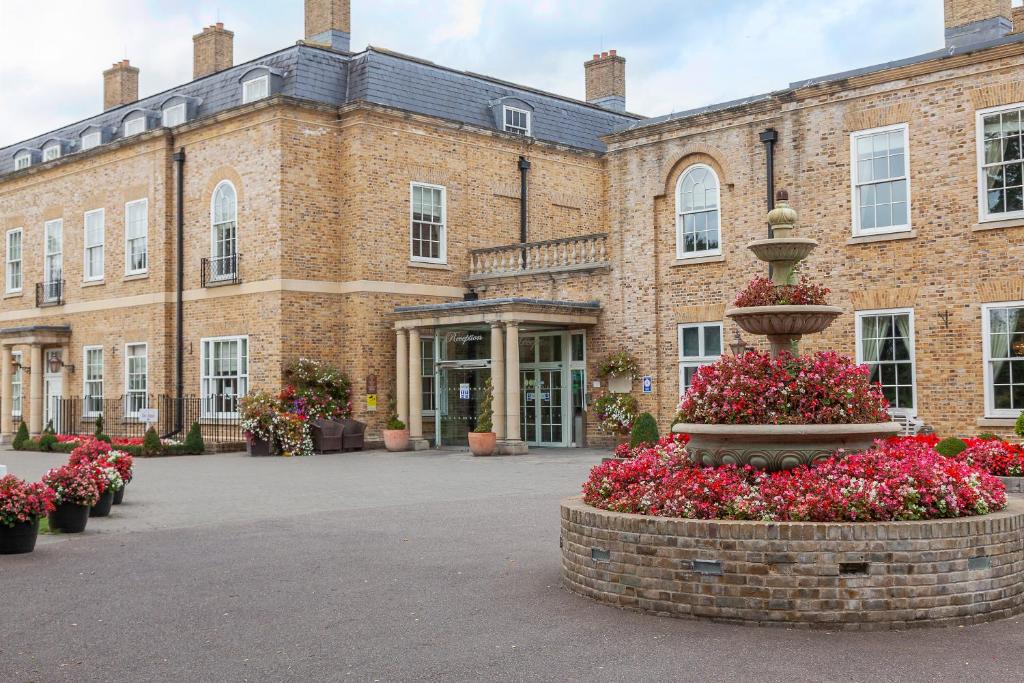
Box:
left=468, top=378, right=497, bottom=456
left=104, top=451, right=134, bottom=505
left=42, top=465, right=100, bottom=533
left=597, top=350, right=640, bottom=394
left=0, top=475, right=56, bottom=554
left=594, top=393, right=639, bottom=445
left=240, top=391, right=278, bottom=457
left=382, top=396, right=410, bottom=452
left=88, top=459, right=123, bottom=518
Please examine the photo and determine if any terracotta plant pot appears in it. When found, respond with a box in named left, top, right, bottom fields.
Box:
left=383, top=429, right=411, bottom=452
left=468, top=431, right=497, bottom=456
left=90, top=489, right=114, bottom=518
left=48, top=502, right=90, bottom=533
left=0, top=519, right=40, bottom=554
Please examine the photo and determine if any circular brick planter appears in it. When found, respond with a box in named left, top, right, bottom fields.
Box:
left=561, top=496, right=1024, bottom=630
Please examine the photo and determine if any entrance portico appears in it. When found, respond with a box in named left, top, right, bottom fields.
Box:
left=0, top=325, right=73, bottom=439
left=393, top=298, right=600, bottom=453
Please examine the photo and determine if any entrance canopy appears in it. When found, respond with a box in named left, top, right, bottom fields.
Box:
left=392, top=297, right=601, bottom=330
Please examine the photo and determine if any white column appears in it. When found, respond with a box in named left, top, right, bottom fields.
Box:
left=408, top=328, right=423, bottom=439
left=490, top=322, right=506, bottom=439
left=29, top=344, right=43, bottom=435
left=395, top=329, right=408, bottom=426
left=504, top=322, right=521, bottom=442
left=0, top=345, right=11, bottom=437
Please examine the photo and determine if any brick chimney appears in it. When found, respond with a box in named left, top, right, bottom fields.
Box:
left=584, top=50, right=626, bottom=112
left=103, top=60, right=139, bottom=111
left=193, top=23, right=234, bottom=79
left=305, top=0, right=351, bottom=52
left=944, top=0, right=1013, bottom=48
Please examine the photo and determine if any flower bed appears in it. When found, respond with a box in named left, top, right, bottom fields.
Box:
left=733, top=276, right=830, bottom=307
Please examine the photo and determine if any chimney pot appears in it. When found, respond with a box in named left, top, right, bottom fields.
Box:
left=305, top=0, right=351, bottom=52
left=584, top=49, right=626, bottom=112
left=193, top=22, right=234, bottom=79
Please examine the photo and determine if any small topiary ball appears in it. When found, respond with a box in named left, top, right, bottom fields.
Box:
left=935, top=437, right=968, bottom=457
left=629, top=412, right=659, bottom=448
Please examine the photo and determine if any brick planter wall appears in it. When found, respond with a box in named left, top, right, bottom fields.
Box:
left=560, top=496, right=1024, bottom=630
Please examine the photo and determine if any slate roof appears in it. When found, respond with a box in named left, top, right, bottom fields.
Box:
left=1, top=44, right=640, bottom=178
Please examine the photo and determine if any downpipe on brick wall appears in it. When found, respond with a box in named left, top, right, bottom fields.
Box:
left=519, top=155, right=531, bottom=269
left=167, top=147, right=186, bottom=439
left=760, top=128, right=778, bottom=278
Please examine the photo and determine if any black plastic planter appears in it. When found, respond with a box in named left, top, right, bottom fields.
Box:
left=0, top=519, right=40, bottom=554
left=48, top=503, right=90, bottom=533
left=90, top=490, right=114, bottom=517
left=112, top=485, right=126, bottom=505
left=247, top=438, right=273, bottom=457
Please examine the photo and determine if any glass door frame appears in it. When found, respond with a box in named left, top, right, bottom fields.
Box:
left=519, top=330, right=587, bottom=448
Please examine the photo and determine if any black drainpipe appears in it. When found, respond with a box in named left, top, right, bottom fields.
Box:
left=759, top=128, right=778, bottom=277
left=170, top=148, right=186, bottom=438
left=518, top=156, right=531, bottom=268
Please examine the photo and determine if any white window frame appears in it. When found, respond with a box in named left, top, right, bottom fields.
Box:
left=80, top=131, right=101, bottom=151
left=678, top=322, right=723, bottom=396
left=675, top=164, right=722, bottom=260
left=83, top=208, right=104, bottom=282
left=210, top=180, right=238, bottom=281
left=242, top=75, right=270, bottom=104
left=124, top=116, right=146, bottom=136
left=6, top=228, right=22, bottom=293
left=124, top=342, right=148, bottom=418
left=200, top=335, right=249, bottom=418
left=82, top=346, right=104, bottom=418
left=502, top=106, right=531, bottom=136
left=14, top=153, right=31, bottom=171
left=977, top=102, right=1024, bottom=223
left=42, top=144, right=61, bottom=162
left=409, top=182, right=447, bottom=264
left=850, top=123, right=911, bottom=236
left=10, top=351, right=23, bottom=417
left=124, top=198, right=148, bottom=275
left=982, top=301, right=1024, bottom=418
left=855, top=308, right=917, bottom=414
left=43, top=218, right=63, bottom=301
left=162, top=103, right=186, bottom=128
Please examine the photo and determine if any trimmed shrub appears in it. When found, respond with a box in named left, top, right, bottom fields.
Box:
left=935, top=437, right=968, bottom=457
left=93, top=415, right=104, bottom=437
left=183, top=422, right=205, bottom=454
left=142, top=427, right=163, bottom=458
left=1016, top=411, right=1024, bottom=438
left=977, top=432, right=1000, bottom=441
left=629, top=412, right=659, bottom=448
left=37, top=432, right=58, bottom=452
left=43, top=419, right=55, bottom=435
left=12, top=421, right=29, bottom=450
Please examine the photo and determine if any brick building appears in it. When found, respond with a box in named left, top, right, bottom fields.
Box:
left=0, top=0, right=1022, bottom=449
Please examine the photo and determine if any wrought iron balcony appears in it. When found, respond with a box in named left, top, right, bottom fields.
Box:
left=467, top=233, right=609, bottom=281
left=201, top=254, right=241, bottom=287
left=35, top=280, right=64, bottom=307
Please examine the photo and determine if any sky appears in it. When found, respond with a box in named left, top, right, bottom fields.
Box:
left=0, top=0, right=950, bottom=148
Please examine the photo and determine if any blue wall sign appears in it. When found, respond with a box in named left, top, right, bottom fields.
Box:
left=642, top=376, right=653, bottom=394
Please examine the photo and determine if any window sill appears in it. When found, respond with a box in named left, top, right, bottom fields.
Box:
left=123, top=272, right=149, bottom=282
left=408, top=260, right=452, bottom=271
left=846, top=229, right=915, bottom=245
left=972, top=217, right=1024, bottom=232
left=672, top=254, right=725, bottom=267
left=976, top=417, right=1019, bottom=428
left=81, top=279, right=105, bottom=288
left=3, top=291, right=23, bottom=299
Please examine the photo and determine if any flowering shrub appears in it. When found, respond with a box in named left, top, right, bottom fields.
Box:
left=954, top=439, right=1024, bottom=477
left=68, top=437, right=113, bottom=466
left=283, top=358, right=353, bottom=420
left=103, top=450, right=135, bottom=485
left=0, top=475, right=56, bottom=527
left=240, top=391, right=279, bottom=443
left=583, top=438, right=1005, bottom=522
left=274, top=410, right=314, bottom=458
left=614, top=432, right=689, bottom=458
left=594, top=393, right=640, bottom=435
left=42, top=465, right=101, bottom=507
left=677, top=350, right=889, bottom=425
left=596, top=350, right=641, bottom=380
left=733, top=276, right=830, bottom=307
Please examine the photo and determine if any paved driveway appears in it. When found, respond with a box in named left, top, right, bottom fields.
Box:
left=1, top=448, right=1022, bottom=682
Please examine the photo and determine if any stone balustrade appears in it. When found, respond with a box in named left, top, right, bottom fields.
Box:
left=467, top=233, right=609, bottom=281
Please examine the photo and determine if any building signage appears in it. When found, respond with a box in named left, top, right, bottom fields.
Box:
left=366, top=394, right=377, bottom=411
left=446, top=332, right=483, bottom=345
left=459, top=383, right=471, bottom=399
left=642, top=376, right=653, bottom=394
left=137, top=408, right=158, bottom=424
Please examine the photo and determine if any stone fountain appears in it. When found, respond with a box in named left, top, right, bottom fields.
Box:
left=674, top=191, right=900, bottom=471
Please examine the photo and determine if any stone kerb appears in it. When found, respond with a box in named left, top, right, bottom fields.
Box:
left=560, top=496, right=1024, bottom=630
left=999, top=476, right=1024, bottom=494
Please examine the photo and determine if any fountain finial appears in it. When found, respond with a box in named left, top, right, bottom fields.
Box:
left=767, top=189, right=798, bottom=238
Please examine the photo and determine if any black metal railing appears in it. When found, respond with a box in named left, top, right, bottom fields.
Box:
left=35, top=280, right=64, bottom=307
left=201, top=254, right=241, bottom=287
left=46, top=394, right=243, bottom=443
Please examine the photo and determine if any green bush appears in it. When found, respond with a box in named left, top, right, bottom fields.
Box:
left=977, top=432, right=1000, bottom=441
left=43, top=419, right=55, bottom=436
left=93, top=415, right=104, bottom=436
left=142, top=426, right=163, bottom=458
left=37, top=432, right=58, bottom=452
left=935, top=437, right=968, bottom=457
left=1016, top=412, right=1024, bottom=438
left=474, top=378, right=494, bottom=433
left=12, top=421, right=29, bottom=450
left=630, top=412, right=660, bottom=447
left=183, top=422, right=205, bottom=454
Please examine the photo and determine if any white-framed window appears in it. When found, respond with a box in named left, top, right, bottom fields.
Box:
left=422, top=337, right=435, bottom=415
left=162, top=103, right=186, bottom=127
left=210, top=181, right=238, bottom=280
left=83, top=209, right=104, bottom=281
left=125, top=198, right=148, bottom=274
left=124, top=116, right=146, bottom=136
left=410, top=183, right=446, bottom=263
left=10, top=351, right=23, bottom=417
left=678, top=322, right=723, bottom=395
left=14, top=153, right=31, bottom=171
left=125, top=343, right=148, bottom=417
left=242, top=75, right=270, bottom=104
left=6, top=228, right=22, bottom=293
left=855, top=309, right=916, bottom=411
left=83, top=346, right=104, bottom=417
left=851, top=123, right=910, bottom=235
left=42, top=144, right=61, bottom=162
left=201, top=336, right=248, bottom=418
left=80, top=131, right=101, bottom=151
left=982, top=302, right=1024, bottom=418
left=978, top=103, right=1024, bottom=222
left=43, top=219, right=62, bottom=302
left=503, top=106, right=531, bottom=136
left=676, top=164, right=721, bottom=259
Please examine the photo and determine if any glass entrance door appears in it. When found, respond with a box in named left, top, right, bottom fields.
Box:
left=520, top=367, right=564, bottom=446
left=438, top=364, right=490, bottom=447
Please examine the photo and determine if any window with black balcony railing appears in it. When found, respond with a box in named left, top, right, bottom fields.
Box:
left=201, top=254, right=241, bottom=287
left=35, top=280, right=64, bottom=307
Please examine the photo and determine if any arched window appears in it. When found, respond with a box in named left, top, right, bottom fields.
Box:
left=210, top=181, right=238, bottom=282
left=676, top=164, right=721, bottom=258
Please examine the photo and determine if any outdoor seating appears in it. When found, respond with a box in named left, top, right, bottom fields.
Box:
left=310, top=418, right=344, bottom=453
left=341, top=419, right=366, bottom=451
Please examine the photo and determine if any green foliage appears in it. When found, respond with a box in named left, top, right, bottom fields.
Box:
left=474, top=378, right=494, bottom=433
left=37, top=432, right=58, bottom=452
left=93, top=415, right=104, bottom=436
left=142, top=426, right=163, bottom=458
left=283, top=358, right=353, bottom=420
left=43, top=419, right=55, bottom=435
left=977, top=432, right=1000, bottom=441
left=596, top=350, right=641, bottom=380
left=12, top=421, right=29, bottom=450
left=183, top=422, right=205, bottom=454
left=629, top=412, right=659, bottom=447
left=1016, top=411, right=1024, bottom=438
left=385, top=395, right=406, bottom=430
left=935, top=437, right=968, bottom=457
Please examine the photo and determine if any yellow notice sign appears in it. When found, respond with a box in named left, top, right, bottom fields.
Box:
left=366, top=394, right=378, bottom=411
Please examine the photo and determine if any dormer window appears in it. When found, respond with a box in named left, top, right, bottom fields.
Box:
left=242, top=75, right=269, bottom=104
left=81, top=131, right=101, bottom=151
left=503, top=106, right=531, bottom=136
left=124, top=116, right=147, bottom=136
left=162, top=103, right=187, bottom=127
left=43, top=144, right=61, bottom=162
left=14, top=153, right=31, bottom=171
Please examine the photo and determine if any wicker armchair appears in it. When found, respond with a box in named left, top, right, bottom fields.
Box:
left=341, top=419, right=366, bottom=451
left=310, top=418, right=344, bottom=453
